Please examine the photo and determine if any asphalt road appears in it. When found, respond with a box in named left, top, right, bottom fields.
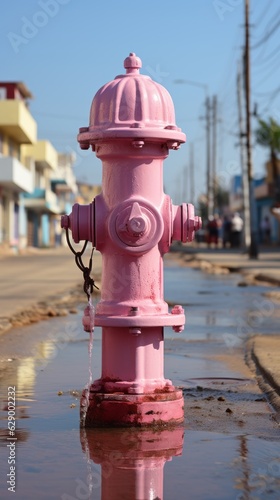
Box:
left=0, top=247, right=101, bottom=319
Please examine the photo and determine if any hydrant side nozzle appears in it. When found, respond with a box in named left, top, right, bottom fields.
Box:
left=61, top=214, right=70, bottom=230
left=172, top=203, right=202, bottom=243
left=171, top=304, right=185, bottom=333
left=61, top=202, right=96, bottom=245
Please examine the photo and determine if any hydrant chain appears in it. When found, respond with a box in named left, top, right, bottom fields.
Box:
left=83, top=268, right=99, bottom=301
left=65, top=228, right=99, bottom=301
left=75, top=248, right=99, bottom=300
left=65, top=227, right=88, bottom=257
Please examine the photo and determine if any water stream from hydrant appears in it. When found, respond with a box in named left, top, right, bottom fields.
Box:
left=79, top=297, right=96, bottom=496
left=80, top=298, right=95, bottom=428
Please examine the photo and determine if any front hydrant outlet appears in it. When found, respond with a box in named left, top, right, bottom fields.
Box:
left=61, top=52, right=201, bottom=427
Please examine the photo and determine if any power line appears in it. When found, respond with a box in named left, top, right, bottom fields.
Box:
left=267, top=85, right=280, bottom=103
left=253, top=41, right=280, bottom=67
left=253, top=45, right=280, bottom=71
left=175, top=117, right=200, bottom=123
left=253, top=84, right=280, bottom=97
left=253, top=54, right=280, bottom=87
left=264, top=5, right=280, bottom=28
left=252, top=15, right=280, bottom=49
left=217, top=48, right=240, bottom=100
left=217, top=21, right=242, bottom=97
left=258, top=85, right=280, bottom=115
left=251, top=0, right=274, bottom=27
left=32, top=110, right=86, bottom=120
left=221, top=126, right=239, bottom=138
left=255, top=5, right=280, bottom=37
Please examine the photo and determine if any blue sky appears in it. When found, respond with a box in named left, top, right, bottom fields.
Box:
left=1, top=0, right=280, bottom=206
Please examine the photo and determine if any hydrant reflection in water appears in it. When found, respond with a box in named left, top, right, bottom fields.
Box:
left=61, top=53, right=201, bottom=427
left=80, top=427, right=184, bottom=498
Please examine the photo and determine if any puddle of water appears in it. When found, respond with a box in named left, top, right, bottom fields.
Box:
left=164, top=265, right=280, bottom=341
left=0, top=264, right=280, bottom=499
left=1, top=349, right=279, bottom=500
left=164, top=432, right=280, bottom=500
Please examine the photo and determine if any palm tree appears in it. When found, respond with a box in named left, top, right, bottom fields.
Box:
left=255, top=117, right=280, bottom=201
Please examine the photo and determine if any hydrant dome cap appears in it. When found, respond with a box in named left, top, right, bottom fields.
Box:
left=78, top=53, right=186, bottom=146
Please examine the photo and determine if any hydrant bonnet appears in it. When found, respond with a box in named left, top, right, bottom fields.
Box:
left=78, top=52, right=186, bottom=148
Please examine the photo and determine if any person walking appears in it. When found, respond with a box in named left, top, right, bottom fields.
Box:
left=206, top=216, right=219, bottom=248
left=230, top=212, right=243, bottom=248
left=260, top=216, right=271, bottom=244
left=222, top=215, right=232, bottom=248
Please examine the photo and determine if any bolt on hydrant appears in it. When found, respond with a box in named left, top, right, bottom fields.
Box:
left=61, top=53, right=201, bottom=427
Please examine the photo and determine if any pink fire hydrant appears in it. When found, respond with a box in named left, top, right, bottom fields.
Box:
left=61, top=53, right=201, bottom=427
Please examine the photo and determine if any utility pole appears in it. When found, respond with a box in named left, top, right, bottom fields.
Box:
left=181, top=164, right=188, bottom=202
left=245, top=0, right=258, bottom=258
left=189, top=142, right=195, bottom=205
left=237, top=65, right=251, bottom=248
left=206, top=96, right=213, bottom=217
left=174, top=79, right=209, bottom=216
left=212, top=95, right=217, bottom=213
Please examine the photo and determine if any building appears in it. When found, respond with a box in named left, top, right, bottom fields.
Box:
left=0, top=80, right=80, bottom=250
left=0, top=82, right=37, bottom=249
left=0, top=81, right=103, bottom=250
left=51, top=152, right=78, bottom=246
left=230, top=174, right=280, bottom=244
left=76, top=182, right=102, bottom=204
left=21, top=140, right=61, bottom=247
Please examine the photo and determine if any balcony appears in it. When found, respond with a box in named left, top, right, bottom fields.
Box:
left=21, top=140, right=58, bottom=171
left=0, top=100, right=37, bottom=144
left=0, top=156, right=33, bottom=192
left=23, top=188, right=60, bottom=214
left=51, top=167, right=78, bottom=194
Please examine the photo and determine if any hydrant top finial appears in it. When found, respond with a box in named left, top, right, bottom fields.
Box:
left=124, top=52, right=142, bottom=74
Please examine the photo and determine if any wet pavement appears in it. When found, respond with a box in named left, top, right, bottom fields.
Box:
left=0, top=262, right=280, bottom=499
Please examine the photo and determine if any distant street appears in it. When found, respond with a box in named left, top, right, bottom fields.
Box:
left=0, top=247, right=102, bottom=323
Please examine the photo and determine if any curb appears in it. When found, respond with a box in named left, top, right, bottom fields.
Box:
left=253, top=273, right=280, bottom=287
left=246, top=337, right=280, bottom=415
left=176, top=250, right=280, bottom=288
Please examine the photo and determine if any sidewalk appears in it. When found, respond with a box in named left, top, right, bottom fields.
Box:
left=0, top=246, right=102, bottom=333
left=171, top=243, right=280, bottom=285
left=171, top=243, right=280, bottom=411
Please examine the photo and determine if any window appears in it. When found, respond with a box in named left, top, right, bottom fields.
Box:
left=0, top=88, right=7, bottom=100
left=8, top=139, right=14, bottom=157
left=16, top=144, right=20, bottom=160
